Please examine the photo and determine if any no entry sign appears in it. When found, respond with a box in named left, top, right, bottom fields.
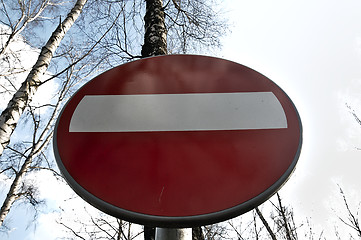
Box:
left=54, top=55, right=302, bottom=227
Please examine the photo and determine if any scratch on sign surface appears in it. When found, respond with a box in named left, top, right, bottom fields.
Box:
left=159, top=186, right=165, bottom=203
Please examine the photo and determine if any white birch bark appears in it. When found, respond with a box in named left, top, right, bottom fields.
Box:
left=0, top=129, right=55, bottom=227
left=141, top=0, right=167, bottom=57
left=0, top=0, right=88, bottom=158
left=0, top=52, right=74, bottom=227
left=0, top=154, right=34, bottom=227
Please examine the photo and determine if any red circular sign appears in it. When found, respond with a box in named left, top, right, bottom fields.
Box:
left=54, top=55, right=302, bottom=227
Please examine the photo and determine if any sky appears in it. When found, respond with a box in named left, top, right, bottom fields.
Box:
left=221, top=0, right=361, bottom=236
left=2, top=0, right=361, bottom=239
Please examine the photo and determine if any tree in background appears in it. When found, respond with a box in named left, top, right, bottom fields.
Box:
left=336, top=186, right=361, bottom=238
left=59, top=209, right=143, bottom=240
left=0, top=0, right=89, bottom=228
left=0, top=0, right=133, bottom=232
left=226, top=192, right=329, bottom=240
left=269, top=193, right=298, bottom=240
left=0, top=0, right=62, bottom=57
left=0, top=0, right=88, bottom=157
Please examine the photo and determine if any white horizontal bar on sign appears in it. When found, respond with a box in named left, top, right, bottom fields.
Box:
left=69, top=92, right=287, bottom=132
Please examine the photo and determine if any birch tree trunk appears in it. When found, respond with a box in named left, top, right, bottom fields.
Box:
left=0, top=100, right=57, bottom=227
left=0, top=45, right=80, bottom=228
left=0, top=0, right=88, bottom=157
left=0, top=156, right=33, bottom=227
left=0, top=133, right=53, bottom=227
left=141, top=0, right=167, bottom=57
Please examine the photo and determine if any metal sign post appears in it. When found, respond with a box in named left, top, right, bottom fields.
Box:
left=155, top=228, right=192, bottom=240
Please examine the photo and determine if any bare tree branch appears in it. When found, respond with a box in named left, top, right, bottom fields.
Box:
left=337, top=186, right=361, bottom=237
left=255, top=207, right=277, bottom=240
